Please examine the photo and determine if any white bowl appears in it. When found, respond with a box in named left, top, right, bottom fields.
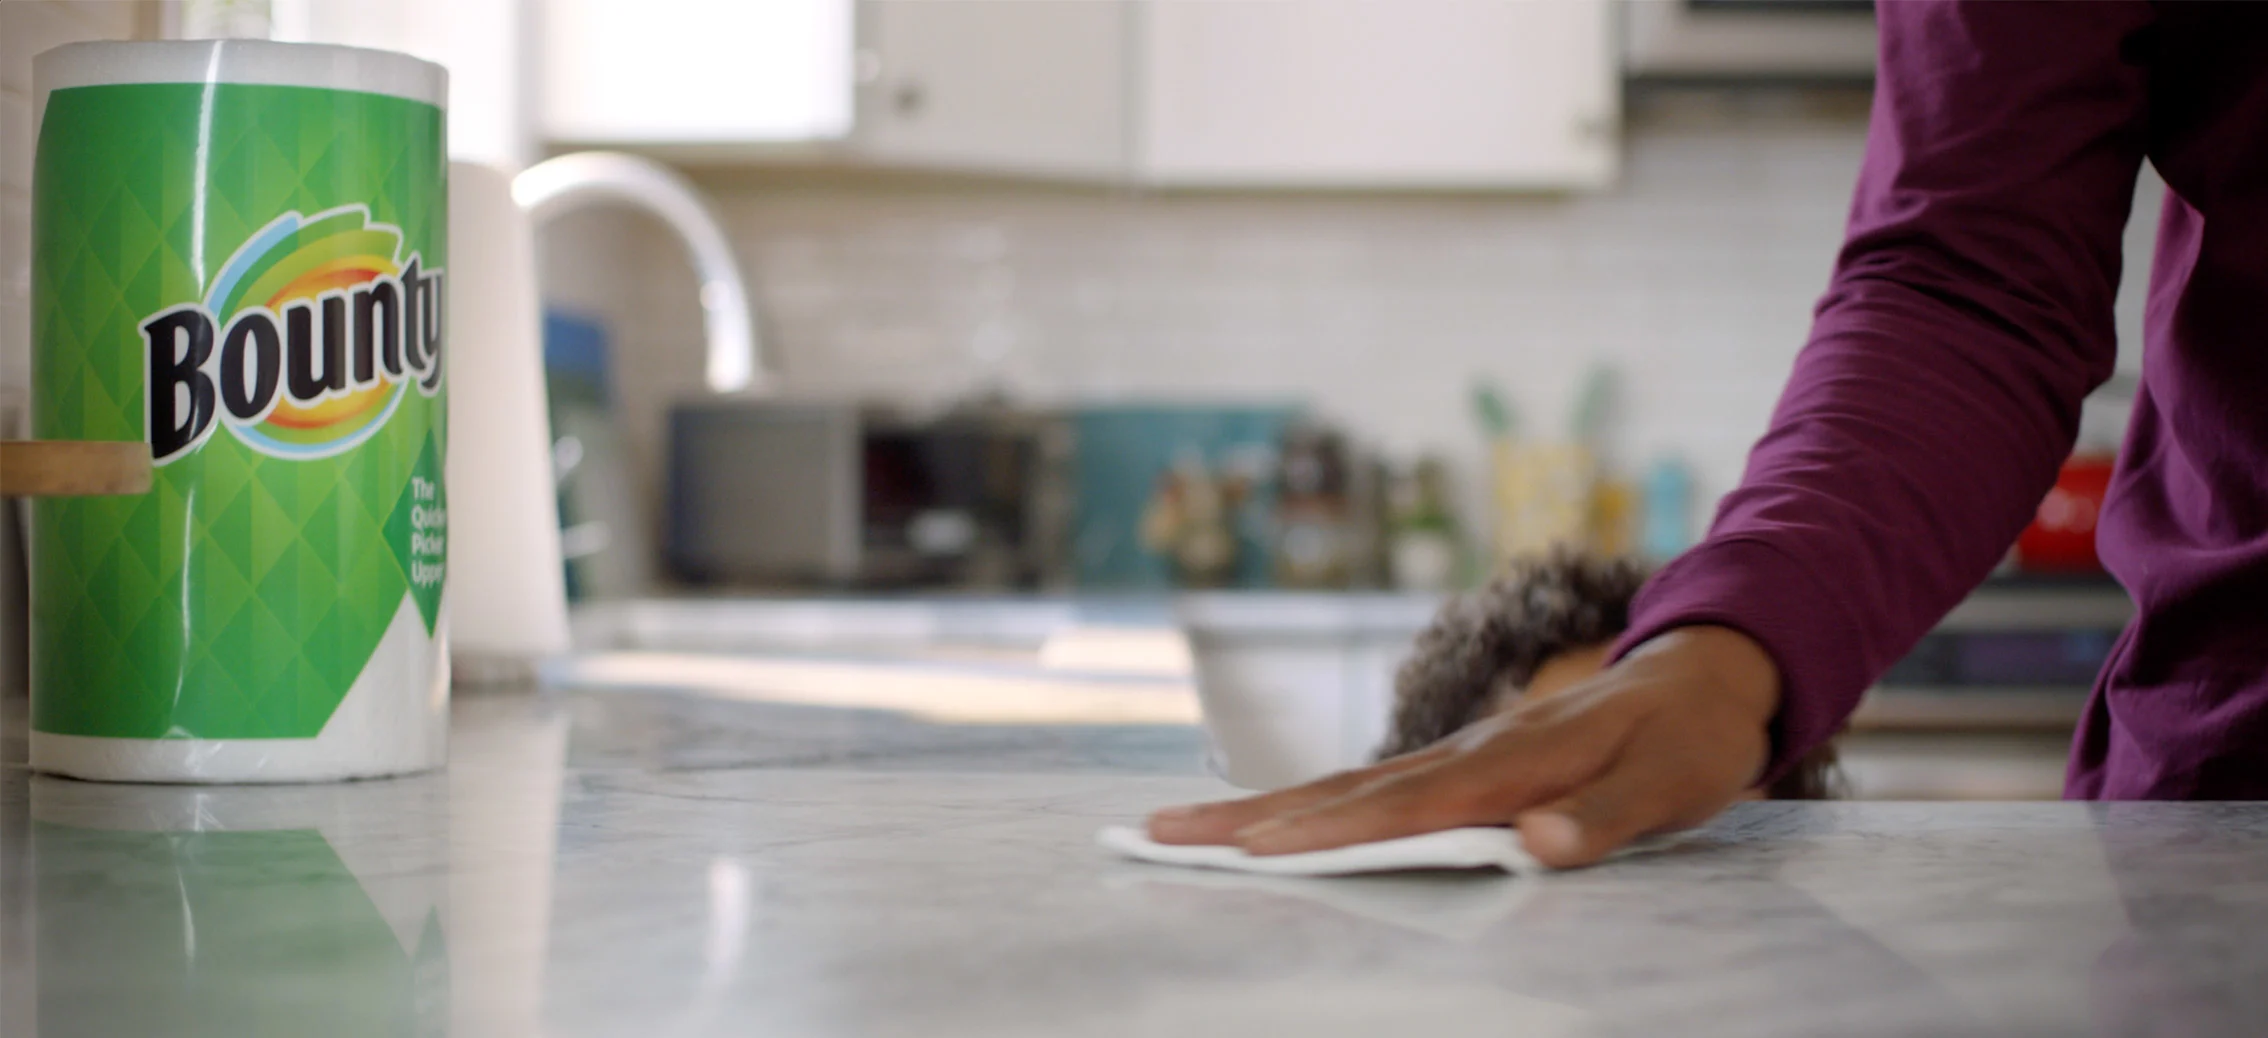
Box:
left=1177, top=593, right=1443, bottom=790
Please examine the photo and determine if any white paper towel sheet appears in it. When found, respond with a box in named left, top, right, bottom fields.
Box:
left=1098, top=825, right=1544, bottom=876
left=1099, top=825, right=1688, bottom=876
left=443, top=160, right=571, bottom=668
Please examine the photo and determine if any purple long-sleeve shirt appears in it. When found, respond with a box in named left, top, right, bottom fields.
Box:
left=1614, top=1, right=2268, bottom=799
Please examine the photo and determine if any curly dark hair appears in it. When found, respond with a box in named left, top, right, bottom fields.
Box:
left=1376, top=548, right=1842, bottom=800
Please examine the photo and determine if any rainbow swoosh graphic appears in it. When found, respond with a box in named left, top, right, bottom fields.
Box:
left=205, top=205, right=409, bottom=460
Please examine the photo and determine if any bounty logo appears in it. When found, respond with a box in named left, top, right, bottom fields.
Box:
left=140, top=205, right=444, bottom=464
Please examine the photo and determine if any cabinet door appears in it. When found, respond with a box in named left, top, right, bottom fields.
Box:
left=856, top=0, right=1129, bottom=178
left=1138, top=0, right=1617, bottom=188
left=542, top=0, right=855, bottom=144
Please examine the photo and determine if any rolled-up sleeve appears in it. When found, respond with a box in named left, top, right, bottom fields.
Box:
left=1613, top=1, right=2154, bottom=782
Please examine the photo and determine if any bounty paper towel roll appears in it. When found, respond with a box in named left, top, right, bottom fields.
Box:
left=28, top=41, right=451, bottom=782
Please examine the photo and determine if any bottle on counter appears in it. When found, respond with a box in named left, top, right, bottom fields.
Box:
left=1640, top=456, right=1695, bottom=563
left=1271, top=423, right=1357, bottom=589
left=1140, top=455, right=1249, bottom=588
left=1387, top=456, right=1466, bottom=592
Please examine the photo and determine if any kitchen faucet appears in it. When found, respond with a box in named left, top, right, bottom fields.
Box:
left=511, top=152, right=765, bottom=393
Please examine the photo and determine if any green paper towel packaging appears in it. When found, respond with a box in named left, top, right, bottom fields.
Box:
left=29, top=41, right=450, bottom=782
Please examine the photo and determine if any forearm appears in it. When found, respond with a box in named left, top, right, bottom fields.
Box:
left=1616, top=0, right=2153, bottom=779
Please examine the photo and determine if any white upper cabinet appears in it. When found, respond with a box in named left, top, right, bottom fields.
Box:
left=273, top=0, right=541, bottom=168
left=853, top=0, right=1130, bottom=178
left=541, top=0, right=856, bottom=145
left=538, top=0, right=1618, bottom=189
left=1135, top=1, right=1617, bottom=189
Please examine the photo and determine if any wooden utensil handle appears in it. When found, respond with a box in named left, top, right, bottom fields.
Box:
left=0, top=441, right=154, bottom=497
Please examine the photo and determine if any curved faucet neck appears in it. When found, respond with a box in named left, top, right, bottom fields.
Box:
left=512, top=152, right=763, bottom=394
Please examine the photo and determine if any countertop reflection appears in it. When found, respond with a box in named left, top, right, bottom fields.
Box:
left=4, top=689, right=2265, bottom=1038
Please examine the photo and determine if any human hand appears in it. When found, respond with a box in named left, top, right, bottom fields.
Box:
left=1146, top=625, right=1781, bottom=868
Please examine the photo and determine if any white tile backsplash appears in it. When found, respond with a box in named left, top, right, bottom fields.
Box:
left=0, top=298, right=24, bottom=405
left=0, top=187, right=25, bottom=306
left=562, top=114, right=1852, bottom=530
left=3, top=2, right=78, bottom=95
left=567, top=100, right=2165, bottom=546
left=0, top=92, right=30, bottom=194
left=1, top=2, right=138, bottom=92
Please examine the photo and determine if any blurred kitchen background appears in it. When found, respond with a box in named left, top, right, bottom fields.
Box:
left=2, top=0, right=2147, bottom=798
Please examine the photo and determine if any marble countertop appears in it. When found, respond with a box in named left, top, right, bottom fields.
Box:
left=5, top=689, right=2265, bottom=1037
